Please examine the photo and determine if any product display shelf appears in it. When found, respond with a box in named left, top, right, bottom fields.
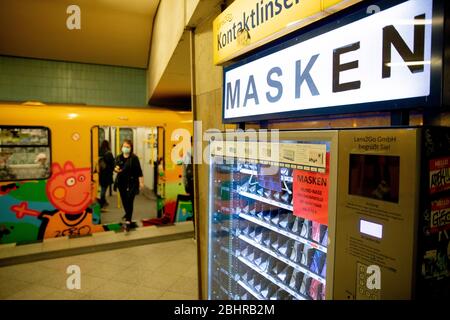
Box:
left=239, top=168, right=293, bottom=182
left=239, top=212, right=327, bottom=253
left=238, top=191, right=293, bottom=211
left=237, top=256, right=306, bottom=300
left=237, top=280, right=264, bottom=300
left=239, top=234, right=326, bottom=284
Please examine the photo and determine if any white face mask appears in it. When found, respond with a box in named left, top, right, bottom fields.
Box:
left=122, top=146, right=131, bottom=154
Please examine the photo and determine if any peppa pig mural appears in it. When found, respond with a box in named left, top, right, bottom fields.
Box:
left=0, top=161, right=105, bottom=244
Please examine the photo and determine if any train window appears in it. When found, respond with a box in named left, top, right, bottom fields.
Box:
left=0, top=126, right=51, bottom=181
left=119, top=128, right=133, bottom=146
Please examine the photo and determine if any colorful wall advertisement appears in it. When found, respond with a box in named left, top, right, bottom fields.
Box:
left=429, top=157, right=450, bottom=195
left=430, top=197, right=450, bottom=233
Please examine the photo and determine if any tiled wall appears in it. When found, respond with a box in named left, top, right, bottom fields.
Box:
left=0, top=56, right=147, bottom=106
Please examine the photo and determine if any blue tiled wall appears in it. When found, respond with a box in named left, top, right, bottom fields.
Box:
left=0, top=56, right=147, bottom=106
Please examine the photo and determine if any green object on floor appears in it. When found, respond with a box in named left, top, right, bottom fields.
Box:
left=105, top=223, right=122, bottom=231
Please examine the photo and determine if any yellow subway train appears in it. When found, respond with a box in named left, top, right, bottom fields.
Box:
left=0, top=103, right=192, bottom=244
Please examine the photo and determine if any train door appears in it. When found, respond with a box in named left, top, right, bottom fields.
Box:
left=156, top=126, right=165, bottom=217
left=96, top=126, right=159, bottom=227
left=90, top=126, right=100, bottom=204
left=156, top=126, right=165, bottom=194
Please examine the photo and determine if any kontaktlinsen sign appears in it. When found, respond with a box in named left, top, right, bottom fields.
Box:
left=213, top=0, right=363, bottom=65
left=223, top=0, right=437, bottom=123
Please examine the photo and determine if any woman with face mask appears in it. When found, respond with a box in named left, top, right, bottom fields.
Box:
left=114, top=139, right=144, bottom=232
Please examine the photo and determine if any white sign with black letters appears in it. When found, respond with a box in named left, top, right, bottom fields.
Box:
left=223, top=0, right=433, bottom=121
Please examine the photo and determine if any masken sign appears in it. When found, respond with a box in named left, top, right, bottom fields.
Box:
left=223, top=0, right=437, bottom=123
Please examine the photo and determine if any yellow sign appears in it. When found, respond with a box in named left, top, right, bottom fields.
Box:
left=213, top=0, right=363, bottom=65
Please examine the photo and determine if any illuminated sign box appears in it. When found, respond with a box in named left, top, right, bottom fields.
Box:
left=213, top=0, right=364, bottom=65
left=222, top=0, right=445, bottom=123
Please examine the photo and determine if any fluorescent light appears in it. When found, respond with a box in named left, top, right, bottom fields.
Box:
left=386, top=60, right=430, bottom=67
left=392, top=18, right=432, bottom=25
left=22, top=101, right=45, bottom=106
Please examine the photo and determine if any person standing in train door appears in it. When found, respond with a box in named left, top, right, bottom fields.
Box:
left=114, top=139, right=144, bottom=232
left=99, top=140, right=115, bottom=210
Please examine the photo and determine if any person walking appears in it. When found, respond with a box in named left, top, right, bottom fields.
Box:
left=114, top=139, right=144, bottom=232
left=99, top=140, right=115, bottom=209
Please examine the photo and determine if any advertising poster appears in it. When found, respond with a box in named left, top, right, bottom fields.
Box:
left=293, top=162, right=329, bottom=225
left=430, top=197, right=450, bottom=233
left=429, top=157, right=450, bottom=194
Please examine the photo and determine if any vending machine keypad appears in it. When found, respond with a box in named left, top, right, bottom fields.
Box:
left=356, top=262, right=381, bottom=300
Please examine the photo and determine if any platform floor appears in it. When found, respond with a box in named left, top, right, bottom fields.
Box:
left=0, top=238, right=198, bottom=300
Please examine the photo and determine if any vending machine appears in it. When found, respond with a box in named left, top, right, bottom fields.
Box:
left=207, top=127, right=450, bottom=300
left=333, top=126, right=450, bottom=300
left=207, top=130, right=339, bottom=300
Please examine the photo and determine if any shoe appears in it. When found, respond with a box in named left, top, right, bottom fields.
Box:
left=123, top=221, right=131, bottom=233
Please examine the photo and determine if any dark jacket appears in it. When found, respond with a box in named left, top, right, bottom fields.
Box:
left=99, top=150, right=115, bottom=187
left=115, top=153, right=143, bottom=195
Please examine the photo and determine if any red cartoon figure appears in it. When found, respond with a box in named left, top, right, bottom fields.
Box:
left=46, top=161, right=92, bottom=214
left=10, top=161, right=104, bottom=239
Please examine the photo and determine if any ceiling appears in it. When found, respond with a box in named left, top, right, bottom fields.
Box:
left=149, top=30, right=192, bottom=108
left=0, top=0, right=160, bottom=68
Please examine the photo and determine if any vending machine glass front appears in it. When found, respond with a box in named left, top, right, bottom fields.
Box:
left=207, top=132, right=337, bottom=300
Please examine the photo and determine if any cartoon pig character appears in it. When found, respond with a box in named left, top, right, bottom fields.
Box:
left=9, top=161, right=105, bottom=240
left=39, top=161, right=104, bottom=239
left=46, top=161, right=92, bottom=214
left=38, top=161, right=104, bottom=238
